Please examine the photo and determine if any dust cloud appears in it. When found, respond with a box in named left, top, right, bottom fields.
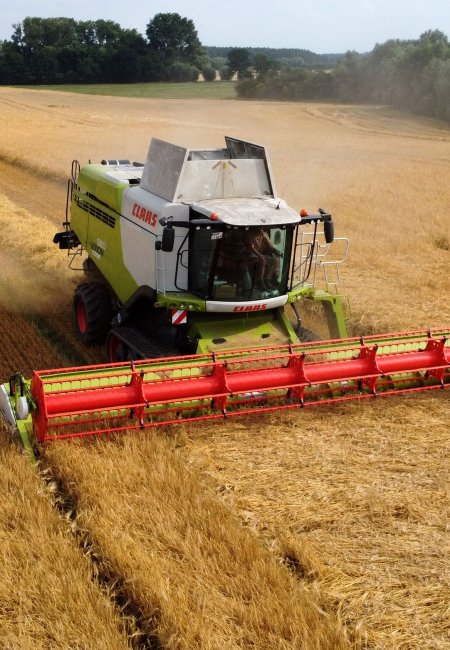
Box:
left=0, top=192, right=81, bottom=318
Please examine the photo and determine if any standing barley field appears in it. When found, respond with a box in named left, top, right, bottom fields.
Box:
left=0, top=87, right=449, bottom=648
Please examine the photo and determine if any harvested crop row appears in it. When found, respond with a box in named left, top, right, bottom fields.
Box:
left=184, top=395, right=450, bottom=649
left=0, top=426, right=131, bottom=649
left=44, top=433, right=352, bottom=649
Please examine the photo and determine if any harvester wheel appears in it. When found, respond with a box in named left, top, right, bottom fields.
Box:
left=73, top=283, right=113, bottom=345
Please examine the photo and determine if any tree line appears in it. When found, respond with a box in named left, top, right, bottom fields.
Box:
left=0, top=14, right=293, bottom=85
left=0, top=14, right=213, bottom=84
left=206, top=46, right=342, bottom=69
left=237, top=30, right=450, bottom=122
left=0, top=15, right=339, bottom=85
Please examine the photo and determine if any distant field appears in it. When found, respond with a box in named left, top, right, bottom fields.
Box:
left=19, top=81, right=237, bottom=100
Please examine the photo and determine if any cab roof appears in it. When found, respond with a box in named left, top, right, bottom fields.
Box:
left=192, top=197, right=301, bottom=227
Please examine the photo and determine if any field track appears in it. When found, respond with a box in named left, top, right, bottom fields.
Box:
left=0, top=87, right=449, bottom=648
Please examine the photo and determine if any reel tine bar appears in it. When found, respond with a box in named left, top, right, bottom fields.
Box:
left=30, top=329, right=450, bottom=442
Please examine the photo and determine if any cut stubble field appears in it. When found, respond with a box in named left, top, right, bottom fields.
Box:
left=0, top=87, right=449, bottom=649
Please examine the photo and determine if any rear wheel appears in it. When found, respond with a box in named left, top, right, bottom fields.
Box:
left=73, top=283, right=113, bottom=345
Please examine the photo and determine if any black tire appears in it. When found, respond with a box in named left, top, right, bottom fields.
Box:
left=73, top=283, right=113, bottom=345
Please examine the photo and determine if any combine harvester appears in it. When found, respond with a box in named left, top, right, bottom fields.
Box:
left=1, top=137, right=449, bottom=452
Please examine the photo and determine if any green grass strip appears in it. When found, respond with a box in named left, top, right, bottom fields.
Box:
left=20, top=81, right=237, bottom=100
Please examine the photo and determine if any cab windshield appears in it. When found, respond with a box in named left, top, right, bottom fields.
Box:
left=189, top=226, right=293, bottom=301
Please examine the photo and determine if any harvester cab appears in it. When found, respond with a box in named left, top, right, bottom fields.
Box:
left=55, top=136, right=349, bottom=361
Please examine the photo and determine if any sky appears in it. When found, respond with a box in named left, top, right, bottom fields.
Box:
left=1, top=0, right=449, bottom=53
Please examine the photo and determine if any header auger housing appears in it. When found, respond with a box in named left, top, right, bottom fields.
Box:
left=1, top=136, right=449, bottom=451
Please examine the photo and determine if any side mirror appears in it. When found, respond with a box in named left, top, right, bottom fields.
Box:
left=324, top=219, right=334, bottom=244
left=155, top=225, right=175, bottom=252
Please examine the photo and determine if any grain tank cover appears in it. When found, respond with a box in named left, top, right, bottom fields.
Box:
left=140, top=137, right=276, bottom=202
